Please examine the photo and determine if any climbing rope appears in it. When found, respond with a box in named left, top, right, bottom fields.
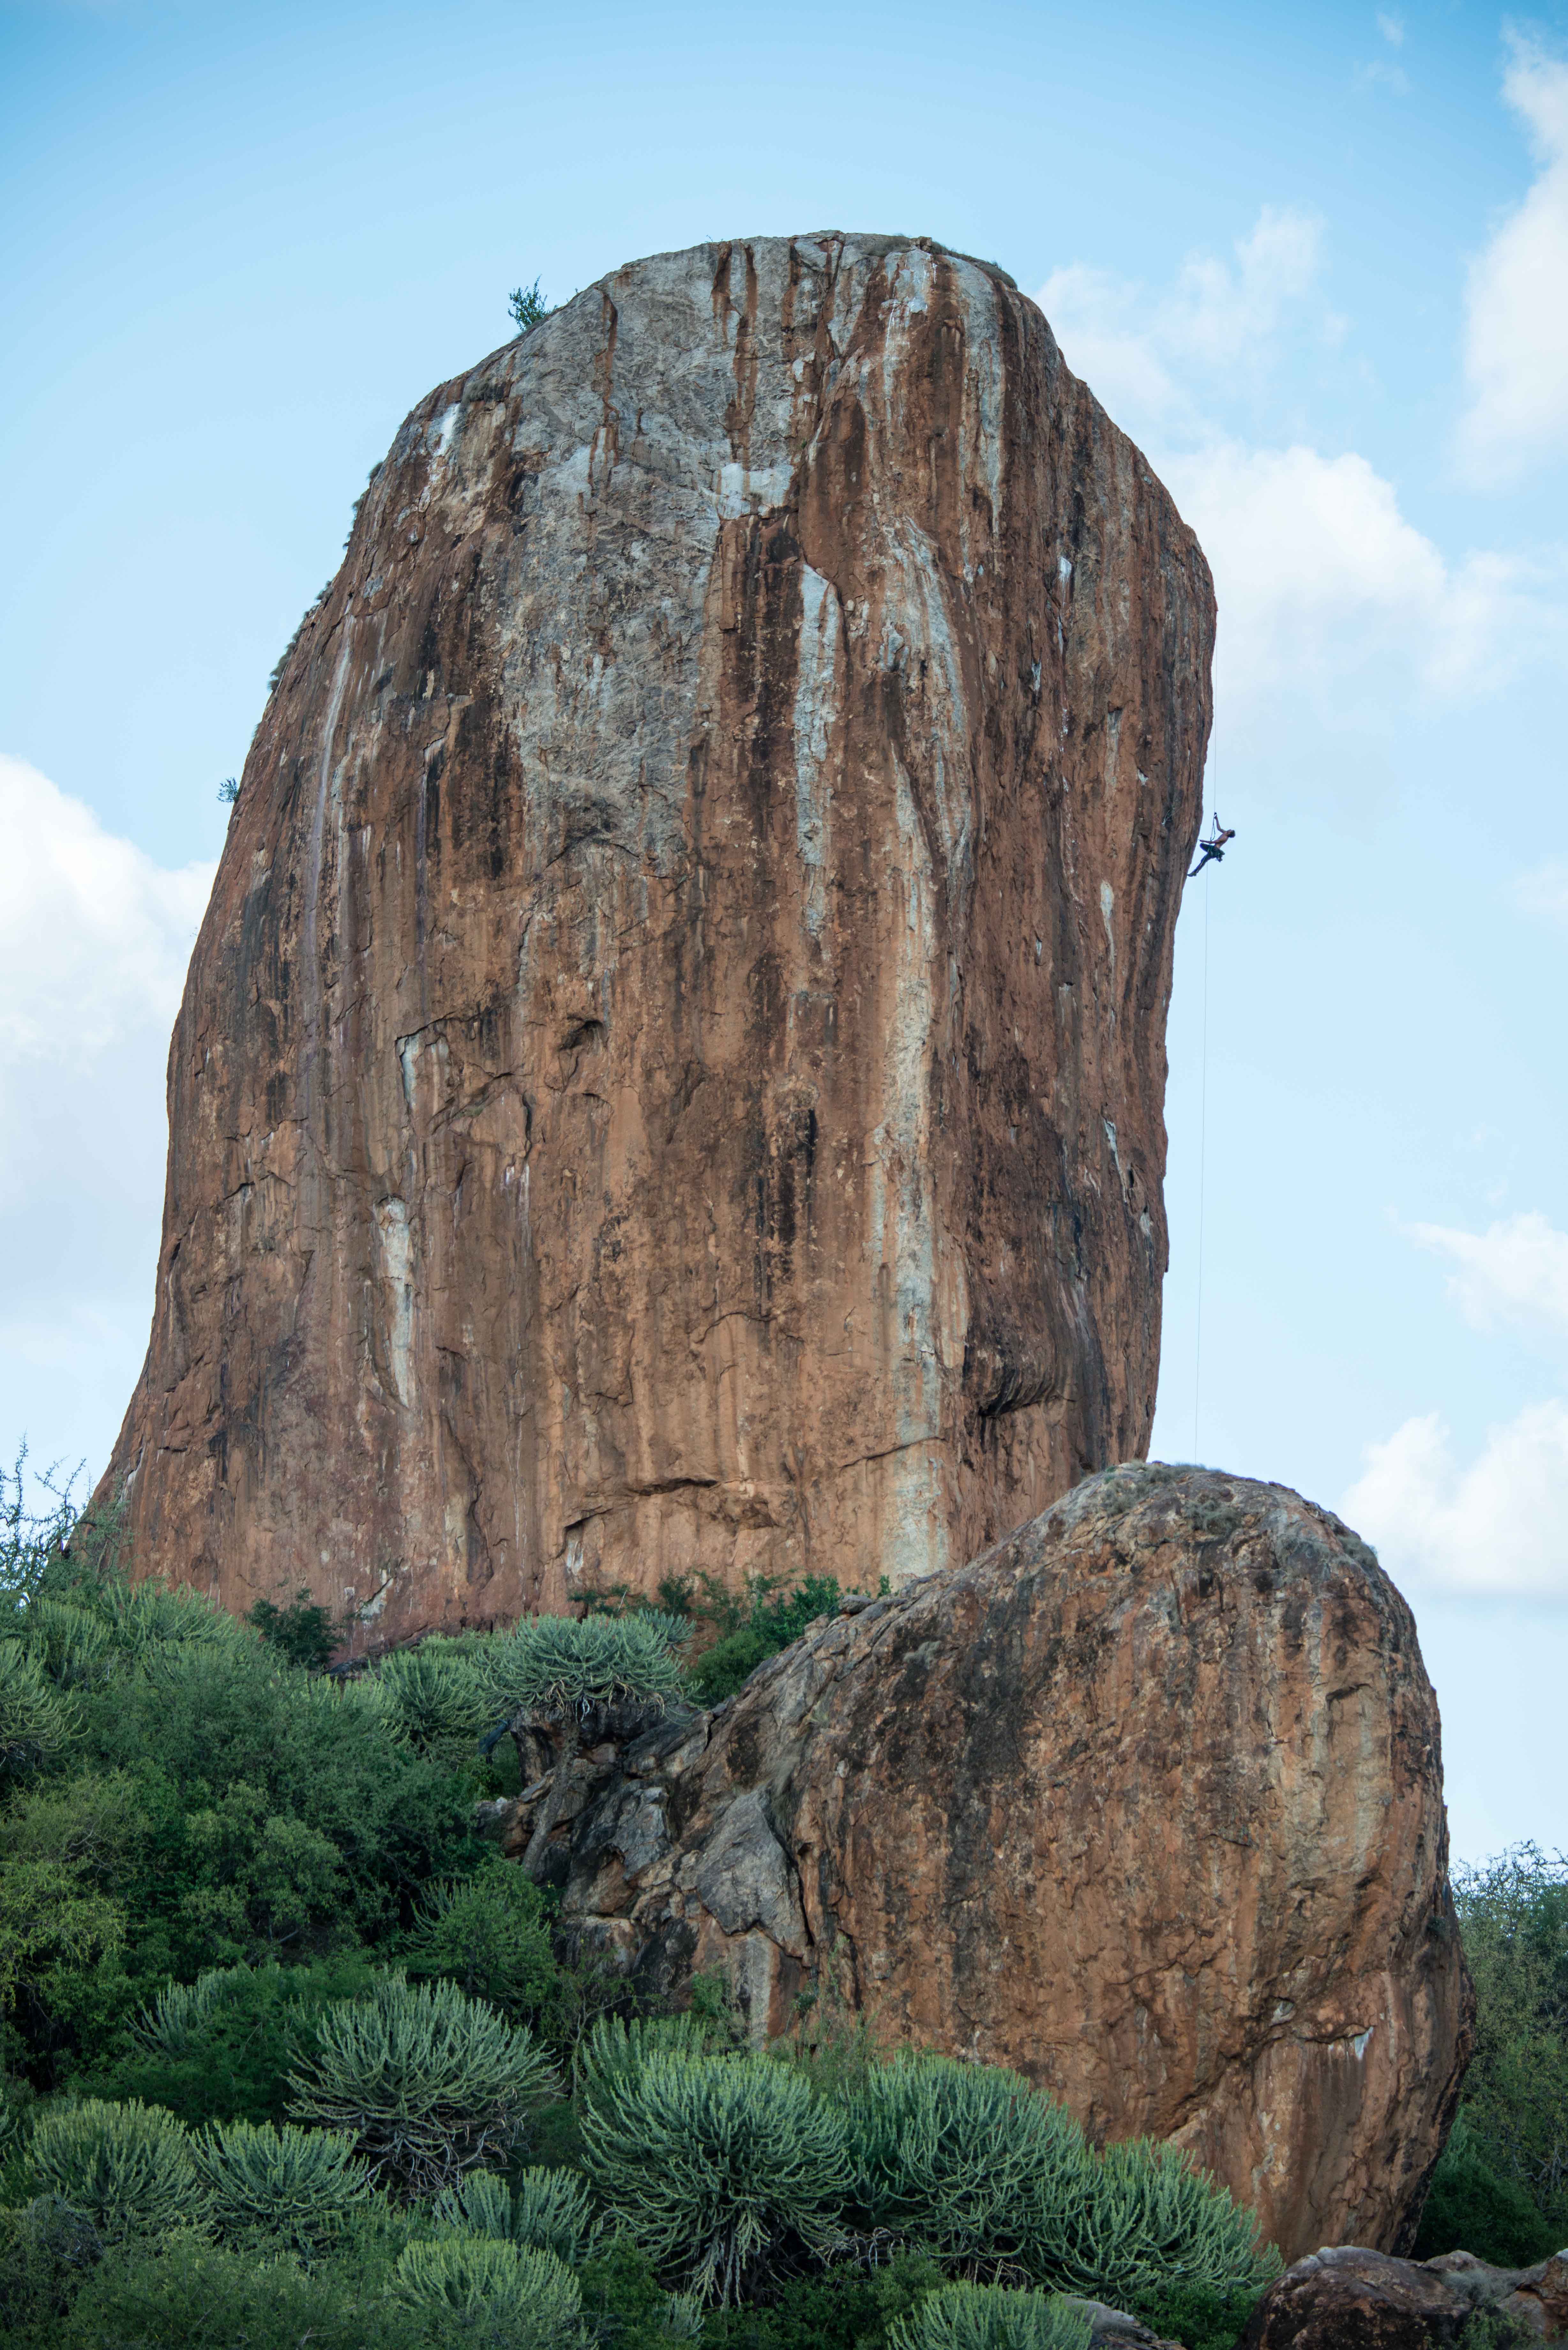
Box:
left=1193, top=877, right=1210, bottom=1462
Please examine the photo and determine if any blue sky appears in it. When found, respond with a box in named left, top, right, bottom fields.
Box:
left=3, top=0, right=1566, bottom=1859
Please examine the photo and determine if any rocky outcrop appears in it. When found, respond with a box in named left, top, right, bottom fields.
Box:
left=103, top=232, right=1213, bottom=1641
left=1242, top=2247, right=1568, bottom=2350
left=529, top=1468, right=1471, bottom=2263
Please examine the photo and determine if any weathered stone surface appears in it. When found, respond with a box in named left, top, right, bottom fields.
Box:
left=103, top=232, right=1212, bottom=1642
left=545, top=1467, right=1472, bottom=2262
left=1242, top=2247, right=1568, bottom=2350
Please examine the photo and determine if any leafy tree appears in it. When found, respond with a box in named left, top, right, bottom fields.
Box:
left=1413, top=2112, right=1557, bottom=2266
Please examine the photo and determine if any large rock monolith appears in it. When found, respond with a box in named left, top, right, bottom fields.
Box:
left=104, top=234, right=1213, bottom=1640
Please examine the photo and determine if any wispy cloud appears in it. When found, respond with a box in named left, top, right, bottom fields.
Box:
left=1408, top=1210, right=1568, bottom=1346
left=1377, top=11, right=1405, bottom=46
left=1515, top=859, right=1568, bottom=922
left=1344, top=1403, right=1568, bottom=1599
left=1457, top=34, right=1568, bottom=485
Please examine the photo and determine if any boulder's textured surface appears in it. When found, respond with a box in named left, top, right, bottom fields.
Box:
left=533, top=1468, right=1471, bottom=2262
left=1242, top=2247, right=1568, bottom=2350
left=103, top=232, right=1212, bottom=1639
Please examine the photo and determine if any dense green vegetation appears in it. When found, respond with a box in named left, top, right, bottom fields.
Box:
left=21, top=1454, right=1562, bottom=2338
left=1413, top=1846, right=1568, bottom=2265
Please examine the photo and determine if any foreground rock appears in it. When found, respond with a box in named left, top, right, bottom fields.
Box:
left=103, top=231, right=1213, bottom=1641
left=1242, top=2247, right=1568, bottom=2350
left=532, top=1467, right=1471, bottom=2262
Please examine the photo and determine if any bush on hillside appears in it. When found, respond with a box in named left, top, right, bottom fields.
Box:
left=191, top=2116, right=373, bottom=2255
left=434, top=2162, right=600, bottom=2264
left=887, top=2282, right=1094, bottom=2350
left=844, top=2053, right=1094, bottom=2276
left=0, top=1645, right=76, bottom=1777
left=1040, top=2138, right=1279, bottom=2307
left=402, top=1857, right=558, bottom=2019
left=0, top=2196, right=102, bottom=2339
left=288, top=1975, right=558, bottom=2198
left=96, top=1952, right=385, bottom=2126
left=392, top=2234, right=582, bottom=2348
left=27, top=2097, right=198, bottom=2242
left=247, top=1587, right=339, bottom=1672
left=370, top=1641, right=493, bottom=1755
left=580, top=2045, right=850, bottom=2301
left=53, top=2230, right=392, bottom=2350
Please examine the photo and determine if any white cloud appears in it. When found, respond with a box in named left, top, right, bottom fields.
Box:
left=1039, top=208, right=1566, bottom=706
left=1514, top=858, right=1568, bottom=922
left=0, top=753, right=215, bottom=1479
left=1409, top=1210, right=1568, bottom=1344
left=1344, top=1403, right=1568, bottom=1599
left=1377, top=11, right=1405, bottom=47
left=1159, top=442, right=1553, bottom=700
left=1039, top=207, right=1324, bottom=443
left=1457, top=38, right=1568, bottom=485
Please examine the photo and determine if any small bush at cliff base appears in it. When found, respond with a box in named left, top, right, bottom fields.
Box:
left=402, top=1856, right=559, bottom=2020
left=886, top=2282, right=1094, bottom=2350
left=54, top=2231, right=392, bottom=2350
left=1036, top=2138, right=1279, bottom=2308
left=247, top=1587, right=338, bottom=1672
left=1124, top=2278, right=1266, bottom=2350
left=1412, top=2115, right=1556, bottom=2267
left=844, top=2053, right=1094, bottom=2277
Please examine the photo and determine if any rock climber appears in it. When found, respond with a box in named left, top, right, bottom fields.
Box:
left=1189, top=815, right=1235, bottom=878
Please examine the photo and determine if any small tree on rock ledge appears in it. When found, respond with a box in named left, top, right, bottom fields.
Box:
left=478, top=1614, right=687, bottom=1877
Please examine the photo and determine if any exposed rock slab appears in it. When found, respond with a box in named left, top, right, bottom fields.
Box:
left=1242, top=2247, right=1568, bottom=2350
left=102, top=232, right=1213, bottom=1641
left=545, top=1467, right=1472, bottom=2262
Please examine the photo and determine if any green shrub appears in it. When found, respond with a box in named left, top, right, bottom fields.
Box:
left=0, top=1642, right=77, bottom=1774
left=478, top=1612, right=688, bottom=1723
left=0, top=2196, right=102, bottom=2339
left=1124, top=2279, right=1266, bottom=2350
left=372, top=1643, right=492, bottom=1754
left=1039, top=2139, right=1278, bottom=2307
left=403, top=1858, right=559, bottom=2019
left=21, top=1598, right=115, bottom=1690
left=887, top=2282, right=1093, bottom=2350
left=580, top=2046, right=850, bottom=2301
left=288, top=1975, right=558, bottom=2198
left=28, top=2097, right=200, bottom=2241
left=1452, top=1846, right=1568, bottom=2240
left=392, top=2234, right=582, bottom=2347
left=57, top=2230, right=389, bottom=2350
left=435, top=2162, right=600, bottom=2263
left=577, top=2008, right=720, bottom=2094
left=247, top=1588, right=339, bottom=1672
left=101, top=1953, right=387, bottom=2126
left=577, top=2234, right=731, bottom=2350
left=191, top=2116, right=373, bottom=2253
left=509, top=280, right=551, bottom=335
left=700, top=2253, right=946, bottom=2349
left=1412, top=2115, right=1557, bottom=2266
left=685, top=1577, right=844, bottom=1706
left=844, top=2054, right=1094, bottom=2276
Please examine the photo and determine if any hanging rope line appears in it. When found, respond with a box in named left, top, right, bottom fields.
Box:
left=1193, top=876, right=1210, bottom=1463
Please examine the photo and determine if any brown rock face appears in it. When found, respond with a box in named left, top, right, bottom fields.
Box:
left=105, top=233, right=1212, bottom=1639
left=541, top=1467, right=1471, bottom=2262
